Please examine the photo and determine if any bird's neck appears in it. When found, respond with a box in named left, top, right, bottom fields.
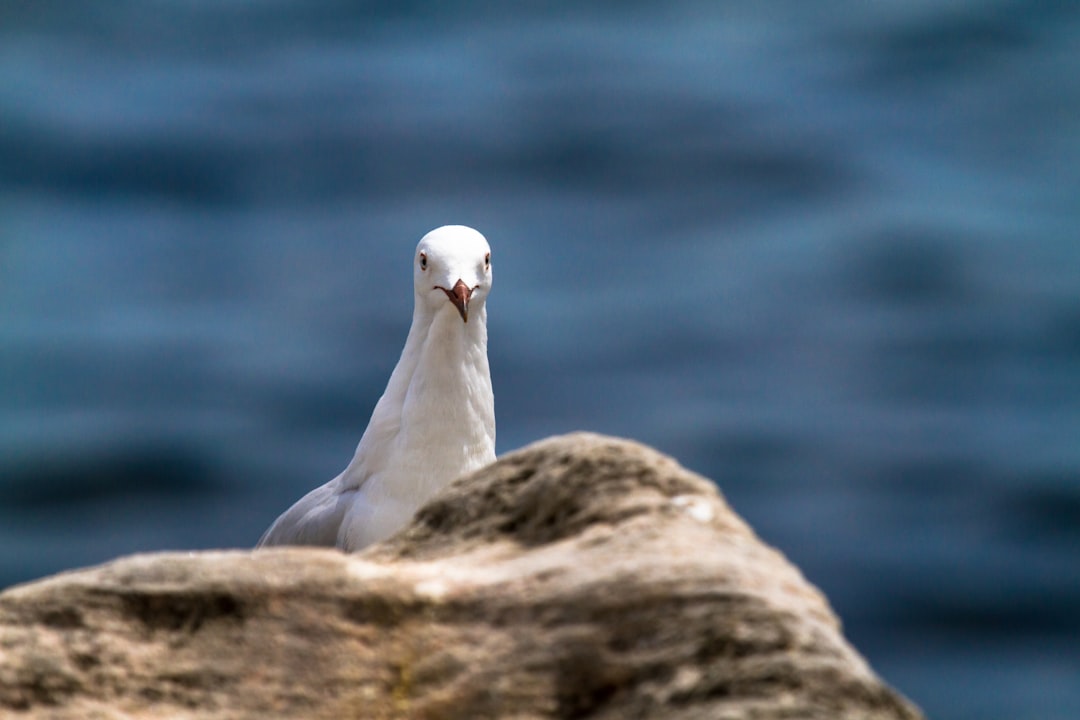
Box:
left=345, top=304, right=495, bottom=489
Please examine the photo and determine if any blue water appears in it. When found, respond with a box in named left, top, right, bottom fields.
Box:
left=2, top=3, right=1079, bottom=718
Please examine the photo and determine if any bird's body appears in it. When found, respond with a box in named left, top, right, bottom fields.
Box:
left=257, top=226, right=495, bottom=551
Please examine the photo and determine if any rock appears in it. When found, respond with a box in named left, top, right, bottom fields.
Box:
left=0, top=433, right=923, bottom=719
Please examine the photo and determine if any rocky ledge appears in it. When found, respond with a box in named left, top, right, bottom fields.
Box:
left=0, top=433, right=922, bottom=719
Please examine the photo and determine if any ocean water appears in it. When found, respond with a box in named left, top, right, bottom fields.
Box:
left=2, top=2, right=1079, bottom=718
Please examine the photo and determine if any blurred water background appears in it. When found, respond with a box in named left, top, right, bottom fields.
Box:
left=2, top=2, right=1079, bottom=718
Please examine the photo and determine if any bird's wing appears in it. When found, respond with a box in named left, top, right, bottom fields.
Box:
left=256, top=477, right=355, bottom=548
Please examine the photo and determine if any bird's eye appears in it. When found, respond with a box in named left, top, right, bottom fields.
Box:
left=419, top=252, right=427, bottom=270
left=484, top=252, right=491, bottom=269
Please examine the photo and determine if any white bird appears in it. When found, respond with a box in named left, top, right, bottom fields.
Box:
left=257, top=225, right=496, bottom=551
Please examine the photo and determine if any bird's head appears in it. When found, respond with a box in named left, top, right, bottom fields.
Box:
left=414, top=225, right=492, bottom=323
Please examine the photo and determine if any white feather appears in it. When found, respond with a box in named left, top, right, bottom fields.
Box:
left=257, top=225, right=496, bottom=551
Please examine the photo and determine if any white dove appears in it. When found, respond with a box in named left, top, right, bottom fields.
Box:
left=257, top=225, right=496, bottom=551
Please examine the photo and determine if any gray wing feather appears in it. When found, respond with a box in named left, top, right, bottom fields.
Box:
left=256, top=479, right=355, bottom=548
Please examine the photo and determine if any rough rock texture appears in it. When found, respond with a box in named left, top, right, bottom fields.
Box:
left=0, top=433, right=923, bottom=719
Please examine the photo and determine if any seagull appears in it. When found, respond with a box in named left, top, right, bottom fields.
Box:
left=257, top=225, right=496, bottom=551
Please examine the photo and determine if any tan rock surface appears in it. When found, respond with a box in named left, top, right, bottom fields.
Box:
left=0, top=432, right=923, bottom=719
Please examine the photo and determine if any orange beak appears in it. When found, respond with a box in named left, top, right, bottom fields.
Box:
left=440, top=279, right=473, bottom=322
